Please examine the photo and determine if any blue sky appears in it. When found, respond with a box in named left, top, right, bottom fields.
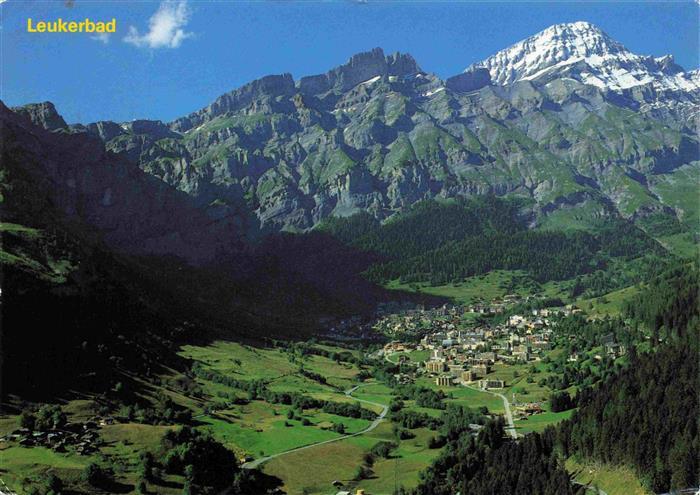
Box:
left=2, top=1, right=698, bottom=124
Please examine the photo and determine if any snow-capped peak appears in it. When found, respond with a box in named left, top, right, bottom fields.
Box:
left=467, top=21, right=699, bottom=93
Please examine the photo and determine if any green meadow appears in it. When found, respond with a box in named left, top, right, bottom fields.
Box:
left=2, top=335, right=588, bottom=494
left=385, top=270, right=545, bottom=305
left=566, top=457, right=651, bottom=495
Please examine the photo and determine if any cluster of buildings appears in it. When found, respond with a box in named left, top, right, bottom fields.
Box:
left=567, top=333, right=628, bottom=363
left=466, top=293, right=527, bottom=315
left=425, top=346, right=506, bottom=390
left=374, top=297, right=580, bottom=339
left=323, top=315, right=382, bottom=342
left=373, top=304, right=468, bottom=338
left=0, top=417, right=113, bottom=455
left=381, top=307, right=563, bottom=390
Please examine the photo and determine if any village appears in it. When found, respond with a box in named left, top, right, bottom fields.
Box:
left=0, top=415, right=113, bottom=457
left=376, top=295, right=591, bottom=419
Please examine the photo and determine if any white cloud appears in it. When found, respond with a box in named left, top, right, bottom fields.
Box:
left=92, top=32, right=111, bottom=44
left=124, top=0, right=193, bottom=49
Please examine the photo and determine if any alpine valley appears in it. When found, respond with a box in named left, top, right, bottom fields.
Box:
left=1, top=21, right=698, bottom=495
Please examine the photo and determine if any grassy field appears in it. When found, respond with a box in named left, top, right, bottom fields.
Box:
left=179, top=341, right=300, bottom=380
left=537, top=201, right=612, bottom=232
left=355, top=426, right=441, bottom=494
left=201, top=413, right=350, bottom=458
left=0, top=446, right=95, bottom=492
left=1, top=335, right=585, bottom=494
left=577, top=284, right=642, bottom=317
left=566, top=458, right=651, bottom=495
left=175, top=341, right=380, bottom=460
left=412, top=376, right=505, bottom=414
left=262, top=415, right=443, bottom=495
left=0, top=340, right=374, bottom=495
left=657, top=232, right=699, bottom=259
left=262, top=437, right=369, bottom=494
left=350, top=383, right=395, bottom=406
left=515, top=409, right=574, bottom=434
left=385, top=270, right=544, bottom=305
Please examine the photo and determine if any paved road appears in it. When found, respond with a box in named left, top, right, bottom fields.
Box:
left=462, top=383, right=518, bottom=439
left=242, top=384, right=388, bottom=470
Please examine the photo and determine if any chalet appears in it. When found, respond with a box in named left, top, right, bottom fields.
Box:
left=509, top=315, right=525, bottom=327
left=532, top=340, right=552, bottom=351
left=568, top=352, right=582, bottom=362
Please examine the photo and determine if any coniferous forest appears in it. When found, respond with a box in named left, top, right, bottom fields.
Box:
left=321, top=197, right=668, bottom=285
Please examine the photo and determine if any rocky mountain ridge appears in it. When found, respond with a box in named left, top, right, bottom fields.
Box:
left=467, top=21, right=699, bottom=127
left=468, top=22, right=698, bottom=91
left=1, top=101, right=243, bottom=265
left=11, top=23, right=699, bottom=238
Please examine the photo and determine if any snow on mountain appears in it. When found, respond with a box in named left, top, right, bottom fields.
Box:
left=467, top=21, right=699, bottom=93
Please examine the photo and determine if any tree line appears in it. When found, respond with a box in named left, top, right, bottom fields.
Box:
left=321, top=196, right=666, bottom=285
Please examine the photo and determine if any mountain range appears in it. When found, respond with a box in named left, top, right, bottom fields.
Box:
left=8, top=22, right=698, bottom=245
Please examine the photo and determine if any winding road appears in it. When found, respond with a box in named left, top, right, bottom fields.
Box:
left=461, top=383, right=518, bottom=439
left=242, top=384, right=388, bottom=470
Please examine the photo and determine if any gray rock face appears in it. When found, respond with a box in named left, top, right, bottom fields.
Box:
left=122, top=120, right=179, bottom=140
left=446, top=68, right=492, bottom=93
left=11, top=102, right=67, bottom=131
left=86, top=121, right=126, bottom=141
left=1, top=101, right=242, bottom=265
left=172, top=74, right=296, bottom=133
left=298, top=48, right=421, bottom=95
